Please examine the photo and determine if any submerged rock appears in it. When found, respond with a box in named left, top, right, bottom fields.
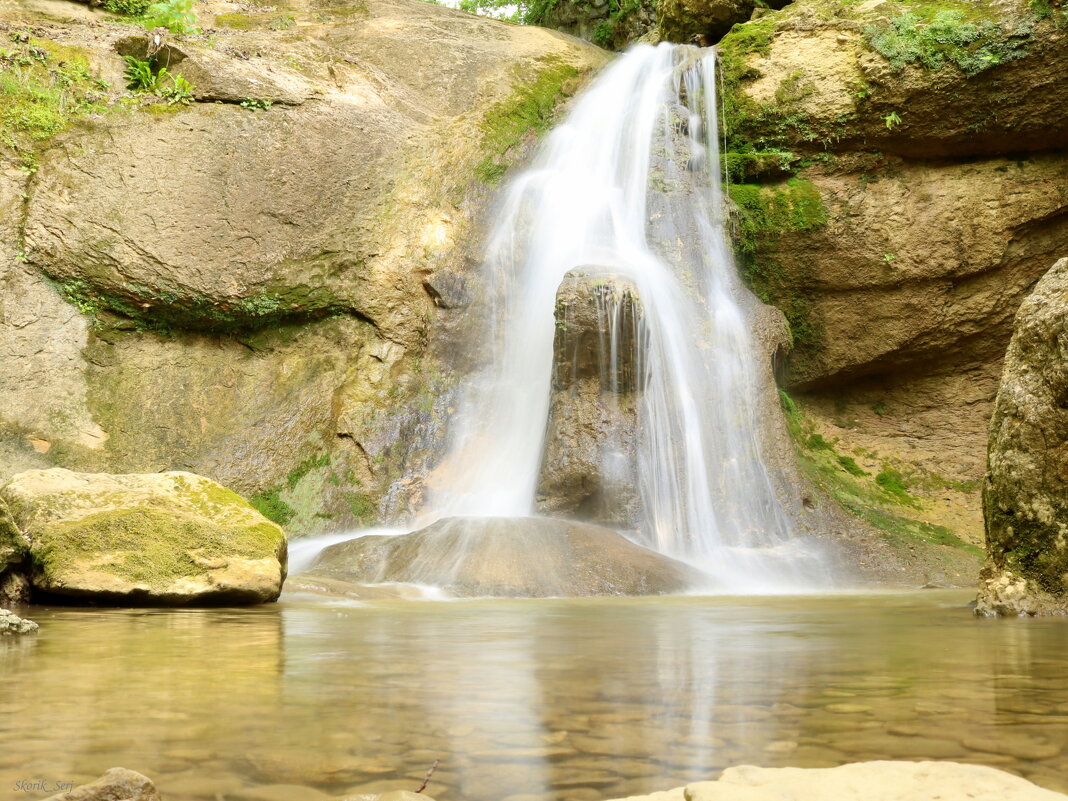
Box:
left=304, top=516, right=707, bottom=597
left=0, top=468, right=287, bottom=605
left=0, top=608, right=38, bottom=635
left=977, top=258, right=1068, bottom=617
left=44, top=768, right=161, bottom=801
left=537, top=270, right=645, bottom=528
left=606, top=761, right=1068, bottom=801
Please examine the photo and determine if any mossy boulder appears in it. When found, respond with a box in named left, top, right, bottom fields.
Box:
left=0, top=468, right=287, bottom=605
left=303, top=516, right=708, bottom=597
left=976, top=258, right=1068, bottom=617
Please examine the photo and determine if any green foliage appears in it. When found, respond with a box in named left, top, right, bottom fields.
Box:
left=864, top=8, right=1033, bottom=76
left=838, top=455, right=868, bottom=477
left=0, top=35, right=108, bottom=145
left=883, top=110, right=902, bottom=129
left=729, top=178, right=828, bottom=255
left=239, top=98, right=274, bottom=111
left=723, top=150, right=796, bottom=182
left=142, top=0, right=199, bottom=34
left=124, top=56, right=194, bottom=104
left=875, top=468, right=914, bottom=503
left=458, top=0, right=528, bottom=23
left=476, top=60, right=579, bottom=184
left=102, top=0, right=152, bottom=15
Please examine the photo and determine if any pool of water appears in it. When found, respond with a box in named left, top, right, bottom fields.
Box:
left=2, top=590, right=1067, bottom=801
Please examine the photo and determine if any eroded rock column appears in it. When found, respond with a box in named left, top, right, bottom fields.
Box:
left=536, top=269, right=646, bottom=529
left=977, top=257, right=1068, bottom=617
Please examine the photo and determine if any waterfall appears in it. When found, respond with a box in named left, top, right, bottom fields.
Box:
left=422, top=43, right=825, bottom=591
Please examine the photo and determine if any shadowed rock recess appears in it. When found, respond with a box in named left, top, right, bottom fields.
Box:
left=977, top=258, right=1068, bottom=617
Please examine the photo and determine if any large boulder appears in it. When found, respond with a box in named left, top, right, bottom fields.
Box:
left=607, top=761, right=1068, bottom=801
left=537, top=270, right=644, bottom=528
left=302, top=516, right=708, bottom=597
left=976, top=257, right=1068, bottom=617
left=0, top=468, right=287, bottom=605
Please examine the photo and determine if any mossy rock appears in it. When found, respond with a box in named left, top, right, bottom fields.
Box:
left=0, top=468, right=287, bottom=605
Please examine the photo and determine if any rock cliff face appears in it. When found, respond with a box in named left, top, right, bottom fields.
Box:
left=0, top=0, right=608, bottom=536
left=702, top=0, right=1068, bottom=558
left=976, top=258, right=1068, bottom=617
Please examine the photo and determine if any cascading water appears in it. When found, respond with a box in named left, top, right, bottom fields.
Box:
left=423, top=43, right=828, bottom=591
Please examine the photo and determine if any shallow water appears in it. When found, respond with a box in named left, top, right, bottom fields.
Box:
left=2, top=590, right=1067, bottom=800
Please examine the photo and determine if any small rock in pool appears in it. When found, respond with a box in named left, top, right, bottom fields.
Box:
left=0, top=608, right=38, bottom=635
left=43, top=767, right=160, bottom=800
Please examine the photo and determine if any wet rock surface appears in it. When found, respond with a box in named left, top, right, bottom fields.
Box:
left=0, top=607, right=37, bottom=635
left=303, top=516, right=708, bottom=597
left=977, top=257, right=1068, bottom=617
left=537, top=271, right=645, bottom=528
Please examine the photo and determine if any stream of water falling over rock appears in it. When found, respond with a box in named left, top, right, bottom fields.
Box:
left=420, top=43, right=827, bottom=591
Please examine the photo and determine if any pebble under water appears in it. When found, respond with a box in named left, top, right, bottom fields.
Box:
left=2, top=591, right=1067, bottom=800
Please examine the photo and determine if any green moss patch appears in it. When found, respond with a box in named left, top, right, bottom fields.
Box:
left=727, top=179, right=826, bottom=350
left=476, top=59, right=581, bottom=184
left=32, top=506, right=281, bottom=586
left=0, top=35, right=109, bottom=151
left=780, top=391, right=983, bottom=559
left=864, top=5, right=1035, bottom=76
left=52, top=276, right=350, bottom=335
left=251, top=453, right=331, bottom=527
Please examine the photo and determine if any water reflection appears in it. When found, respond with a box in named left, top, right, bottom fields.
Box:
left=0, top=592, right=1066, bottom=801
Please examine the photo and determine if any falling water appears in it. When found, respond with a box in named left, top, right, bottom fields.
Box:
left=424, top=43, right=824, bottom=590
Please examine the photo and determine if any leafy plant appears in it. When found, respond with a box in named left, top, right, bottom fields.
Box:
left=883, top=110, right=902, bottom=130
left=864, top=9, right=1033, bottom=76
left=123, top=55, right=194, bottom=104
left=159, top=73, right=194, bottom=104
left=142, top=0, right=199, bottom=35
left=239, top=98, right=273, bottom=111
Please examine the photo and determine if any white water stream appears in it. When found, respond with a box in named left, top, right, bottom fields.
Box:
left=418, top=43, right=827, bottom=591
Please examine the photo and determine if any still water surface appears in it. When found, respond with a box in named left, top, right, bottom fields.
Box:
left=2, top=590, right=1067, bottom=800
